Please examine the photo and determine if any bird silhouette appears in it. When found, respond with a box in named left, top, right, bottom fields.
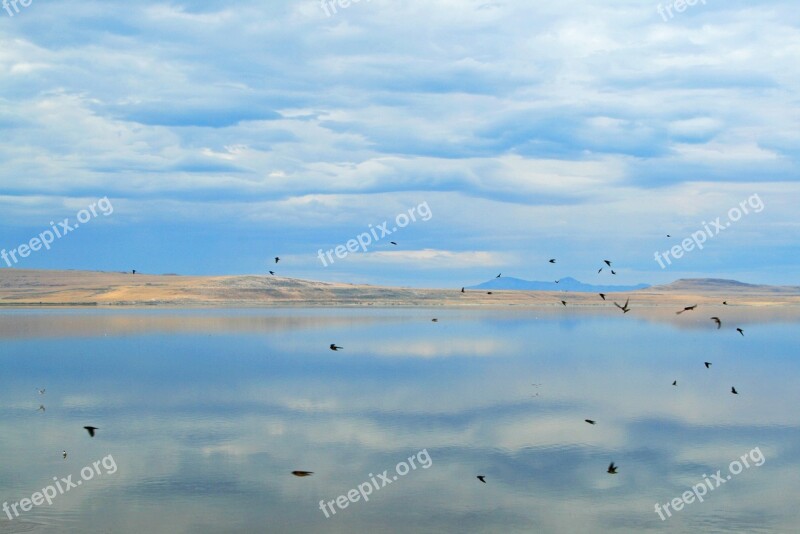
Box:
left=604, top=260, right=612, bottom=267
left=736, top=328, right=744, bottom=336
left=83, top=426, right=98, bottom=437
left=275, top=257, right=280, bottom=263
left=477, top=475, right=486, bottom=483
left=132, top=269, right=136, bottom=275
left=598, top=268, right=603, bottom=273
left=676, top=305, right=697, bottom=315
left=614, top=298, right=630, bottom=313
left=711, top=317, right=721, bottom=329
left=607, top=462, right=618, bottom=474
left=555, top=280, right=560, bottom=284
left=487, top=292, right=493, bottom=295
left=496, top=273, right=501, bottom=278
left=390, top=241, right=397, bottom=245
left=291, top=471, right=313, bottom=477
left=731, top=386, right=738, bottom=395
left=723, top=301, right=728, bottom=305
left=585, top=419, right=596, bottom=425
left=704, top=362, right=712, bottom=368
left=610, top=270, right=616, bottom=275
left=549, top=259, right=556, bottom=263
left=38, top=388, right=45, bottom=395
left=329, top=344, right=343, bottom=351
left=672, top=380, right=677, bottom=386
left=62, top=450, right=67, bottom=460
left=561, top=300, right=567, bottom=306
left=431, top=318, right=438, bottom=322
left=599, top=293, right=606, bottom=300
left=461, top=287, right=465, bottom=293
left=269, top=271, right=275, bottom=275
left=38, top=405, right=45, bottom=412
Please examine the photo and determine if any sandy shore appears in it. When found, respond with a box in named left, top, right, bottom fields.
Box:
left=0, top=269, right=798, bottom=310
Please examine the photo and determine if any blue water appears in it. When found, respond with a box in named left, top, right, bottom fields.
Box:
left=0, top=308, right=798, bottom=533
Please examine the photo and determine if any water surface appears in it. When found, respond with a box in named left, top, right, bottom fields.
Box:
left=1, top=308, right=798, bottom=533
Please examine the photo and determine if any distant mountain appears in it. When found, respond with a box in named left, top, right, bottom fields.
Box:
left=466, top=276, right=650, bottom=293
left=649, top=278, right=800, bottom=294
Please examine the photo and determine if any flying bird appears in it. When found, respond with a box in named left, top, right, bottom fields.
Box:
left=731, top=386, right=738, bottom=394
left=585, top=419, right=596, bottom=425
left=598, top=268, right=603, bottom=273
left=329, top=344, right=343, bottom=351
left=607, top=462, right=618, bottom=474
left=38, top=405, right=45, bottom=412
left=723, top=301, right=728, bottom=305
left=62, top=450, right=67, bottom=459
left=431, top=318, right=438, bottom=322
left=132, top=269, right=136, bottom=275
left=676, top=305, right=697, bottom=315
left=555, top=280, right=560, bottom=284
left=476, top=475, right=486, bottom=483
left=291, top=471, right=314, bottom=477
left=83, top=426, right=98, bottom=438
left=390, top=241, right=397, bottom=245
left=487, top=292, right=493, bottom=295
left=461, top=287, right=464, bottom=293
left=614, top=298, right=630, bottom=313
left=549, top=259, right=556, bottom=263
left=711, top=317, right=721, bottom=329
left=496, top=273, right=501, bottom=278
left=561, top=300, right=567, bottom=306
left=599, top=293, right=606, bottom=301
left=672, top=380, right=677, bottom=386
left=604, top=260, right=612, bottom=267
left=704, top=362, right=712, bottom=368
left=736, top=328, right=744, bottom=336
left=274, top=257, right=280, bottom=263
left=610, top=270, right=616, bottom=275
left=269, top=271, right=275, bottom=275
left=666, top=234, right=671, bottom=237
left=38, top=388, right=45, bottom=395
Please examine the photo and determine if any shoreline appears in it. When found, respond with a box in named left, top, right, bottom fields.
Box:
left=0, top=268, right=798, bottom=309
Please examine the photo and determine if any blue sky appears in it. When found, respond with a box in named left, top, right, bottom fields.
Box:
left=0, top=0, right=798, bottom=288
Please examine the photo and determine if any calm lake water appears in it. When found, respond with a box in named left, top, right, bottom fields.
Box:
left=0, top=308, right=798, bottom=533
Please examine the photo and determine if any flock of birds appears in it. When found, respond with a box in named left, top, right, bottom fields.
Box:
left=34, top=388, right=100, bottom=461
left=282, top=254, right=750, bottom=481
left=18, top=242, right=757, bottom=520
left=272, top=253, right=744, bottom=484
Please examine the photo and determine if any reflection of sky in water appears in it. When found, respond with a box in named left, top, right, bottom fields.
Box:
left=0, top=308, right=798, bottom=533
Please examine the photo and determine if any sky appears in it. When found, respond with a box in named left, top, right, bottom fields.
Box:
left=0, top=0, right=798, bottom=288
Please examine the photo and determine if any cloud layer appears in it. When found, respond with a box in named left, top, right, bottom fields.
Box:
left=1, top=0, right=798, bottom=285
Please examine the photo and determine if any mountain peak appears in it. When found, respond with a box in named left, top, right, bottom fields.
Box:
left=466, top=277, right=649, bottom=293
